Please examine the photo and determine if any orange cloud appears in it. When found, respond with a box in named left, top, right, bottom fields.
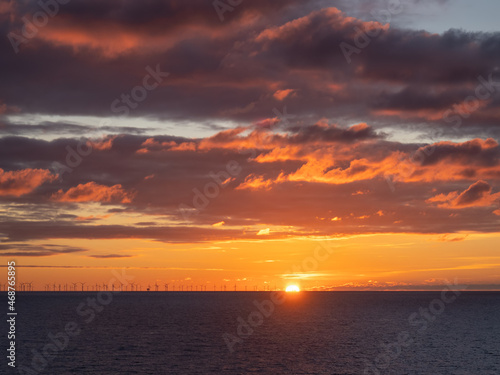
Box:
left=90, top=136, right=117, bottom=151
left=436, top=234, right=468, bottom=242
left=32, top=8, right=263, bottom=58
left=137, top=128, right=500, bottom=193
left=0, top=168, right=57, bottom=197
left=75, top=214, right=112, bottom=221
left=52, top=182, right=134, bottom=203
left=192, top=127, right=500, bottom=189
left=273, top=89, right=295, bottom=101
left=137, top=139, right=197, bottom=154
left=236, top=174, right=280, bottom=190
left=372, top=108, right=445, bottom=121
left=255, top=8, right=388, bottom=45
left=427, top=180, right=500, bottom=209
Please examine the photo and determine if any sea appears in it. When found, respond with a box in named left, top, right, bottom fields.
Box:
left=4, top=291, right=500, bottom=374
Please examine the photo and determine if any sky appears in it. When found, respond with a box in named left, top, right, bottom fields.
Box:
left=0, top=0, right=499, bottom=291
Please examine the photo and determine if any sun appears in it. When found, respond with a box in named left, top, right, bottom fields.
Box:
left=285, top=285, right=301, bottom=292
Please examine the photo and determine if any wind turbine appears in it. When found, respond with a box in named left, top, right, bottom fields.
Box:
left=164, top=283, right=169, bottom=291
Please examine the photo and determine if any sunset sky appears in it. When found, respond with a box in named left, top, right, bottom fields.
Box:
left=1, top=0, right=499, bottom=291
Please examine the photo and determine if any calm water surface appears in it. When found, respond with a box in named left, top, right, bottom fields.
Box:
left=4, top=292, right=500, bottom=374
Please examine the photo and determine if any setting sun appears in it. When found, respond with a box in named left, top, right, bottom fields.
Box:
left=285, top=285, right=301, bottom=293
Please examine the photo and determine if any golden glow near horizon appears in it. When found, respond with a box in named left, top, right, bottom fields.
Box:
left=5, top=232, right=500, bottom=291
left=285, top=285, right=301, bottom=292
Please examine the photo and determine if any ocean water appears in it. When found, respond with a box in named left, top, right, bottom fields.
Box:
left=5, top=292, right=500, bottom=374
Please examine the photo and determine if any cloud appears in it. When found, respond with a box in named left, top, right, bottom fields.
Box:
left=0, top=129, right=499, bottom=244
left=75, top=214, right=112, bottom=221
left=0, top=243, right=87, bottom=257
left=0, top=221, right=289, bottom=243
left=0, top=121, right=155, bottom=137
left=436, top=234, right=468, bottom=242
left=87, top=254, right=133, bottom=258
left=257, top=228, right=270, bottom=235
left=273, top=89, right=295, bottom=101
left=0, top=0, right=500, bottom=245
left=427, top=180, right=500, bottom=208
left=51, top=182, right=134, bottom=203
left=0, top=168, right=57, bottom=196
left=416, top=138, right=499, bottom=167
left=0, top=1, right=499, bottom=141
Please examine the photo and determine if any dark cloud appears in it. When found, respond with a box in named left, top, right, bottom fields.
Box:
left=455, top=180, right=492, bottom=206
left=287, top=123, right=380, bottom=143
left=417, top=138, right=499, bottom=167
left=87, top=254, right=134, bottom=259
left=0, top=243, right=87, bottom=256
left=0, top=120, right=158, bottom=136
left=0, top=1, right=498, bottom=139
